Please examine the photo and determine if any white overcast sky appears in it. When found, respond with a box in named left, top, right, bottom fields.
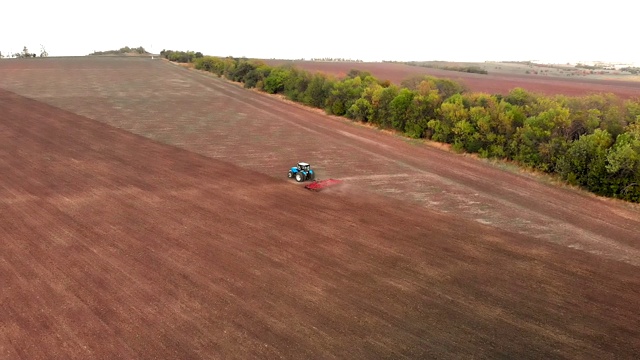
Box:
left=2, top=0, right=637, bottom=64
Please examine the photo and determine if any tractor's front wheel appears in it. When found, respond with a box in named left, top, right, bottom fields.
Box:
left=295, top=172, right=304, bottom=182
left=288, top=171, right=293, bottom=179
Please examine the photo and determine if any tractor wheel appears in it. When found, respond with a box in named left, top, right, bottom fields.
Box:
left=295, top=172, right=304, bottom=182
left=288, top=171, right=293, bottom=179
left=309, top=172, right=315, bottom=181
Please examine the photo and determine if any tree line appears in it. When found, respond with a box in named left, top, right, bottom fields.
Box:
left=2, top=46, right=48, bottom=58
left=89, top=46, right=149, bottom=56
left=167, top=54, right=640, bottom=202
left=403, top=61, right=489, bottom=75
left=620, top=67, right=640, bottom=75
left=160, top=50, right=203, bottom=63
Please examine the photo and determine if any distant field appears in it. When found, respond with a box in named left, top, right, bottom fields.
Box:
left=1, top=57, right=640, bottom=359
left=264, top=60, right=640, bottom=99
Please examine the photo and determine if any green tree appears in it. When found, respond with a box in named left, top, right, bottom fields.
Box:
left=456, top=94, right=511, bottom=156
left=605, top=124, right=640, bottom=200
left=565, top=95, right=604, bottom=139
left=21, top=46, right=30, bottom=58
left=303, top=74, right=332, bottom=108
left=283, top=67, right=310, bottom=102
left=511, top=99, right=571, bottom=170
left=431, top=77, right=466, bottom=100
left=347, top=98, right=373, bottom=122
left=504, top=87, right=537, bottom=112
left=624, top=99, right=640, bottom=124
left=161, top=49, right=197, bottom=63
left=263, top=67, right=289, bottom=94
left=369, top=85, right=399, bottom=127
left=346, top=69, right=372, bottom=80
left=401, top=76, right=465, bottom=100
left=194, top=56, right=224, bottom=75
left=228, top=59, right=259, bottom=83
left=325, top=76, right=366, bottom=116
left=457, top=105, right=489, bottom=153
left=244, top=64, right=271, bottom=89
left=428, top=94, right=468, bottom=143
left=556, top=129, right=612, bottom=190
left=405, top=88, right=440, bottom=139
left=389, top=89, right=415, bottom=131
left=222, top=57, right=237, bottom=78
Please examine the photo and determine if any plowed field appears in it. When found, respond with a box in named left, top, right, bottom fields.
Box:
left=1, top=57, right=639, bottom=359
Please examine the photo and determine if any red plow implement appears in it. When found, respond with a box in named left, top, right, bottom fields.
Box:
left=305, top=179, right=343, bottom=191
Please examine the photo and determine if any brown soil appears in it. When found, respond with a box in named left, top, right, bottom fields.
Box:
left=1, top=57, right=640, bottom=359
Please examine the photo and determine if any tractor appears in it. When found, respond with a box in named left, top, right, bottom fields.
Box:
left=288, top=162, right=315, bottom=182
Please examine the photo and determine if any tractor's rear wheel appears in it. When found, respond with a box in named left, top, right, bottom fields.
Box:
left=309, top=172, right=315, bottom=181
left=295, top=172, right=304, bottom=182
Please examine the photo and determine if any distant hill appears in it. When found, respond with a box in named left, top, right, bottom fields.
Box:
left=88, top=46, right=150, bottom=56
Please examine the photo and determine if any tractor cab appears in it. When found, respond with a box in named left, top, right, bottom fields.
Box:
left=297, top=162, right=310, bottom=172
